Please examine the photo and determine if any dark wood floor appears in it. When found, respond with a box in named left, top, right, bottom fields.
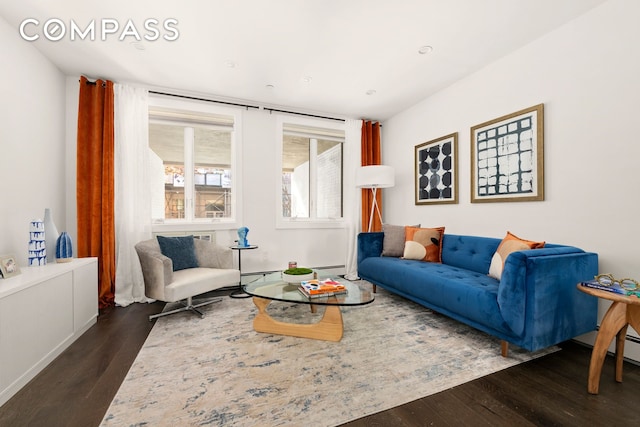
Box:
left=1, top=295, right=639, bottom=427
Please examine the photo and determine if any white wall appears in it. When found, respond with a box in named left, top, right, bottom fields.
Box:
left=0, top=16, right=66, bottom=267
left=382, top=0, right=640, bottom=359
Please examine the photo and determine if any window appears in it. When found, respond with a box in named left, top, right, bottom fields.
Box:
left=277, top=116, right=345, bottom=228
left=148, top=96, right=241, bottom=226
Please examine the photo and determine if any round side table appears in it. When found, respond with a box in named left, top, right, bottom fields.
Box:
left=229, top=245, right=258, bottom=298
left=577, top=284, right=640, bottom=394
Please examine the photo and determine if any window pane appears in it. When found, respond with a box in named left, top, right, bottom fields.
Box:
left=149, top=123, right=185, bottom=220
left=316, top=139, right=342, bottom=218
left=282, top=136, right=310, bottom=218
left=194, top=127, right=232, bottom=219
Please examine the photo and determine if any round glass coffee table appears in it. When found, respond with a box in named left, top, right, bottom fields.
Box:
left=242, top=270, right=374, bottom=341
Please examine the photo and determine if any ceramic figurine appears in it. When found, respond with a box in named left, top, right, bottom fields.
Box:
left=237, top=226, right=249, bottom=247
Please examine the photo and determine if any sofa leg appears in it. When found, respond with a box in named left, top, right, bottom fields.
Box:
left=501, top=340, right=509, bottom=357
left=372, top=284, right=377, bottom=293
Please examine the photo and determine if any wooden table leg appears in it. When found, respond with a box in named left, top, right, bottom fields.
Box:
left=252, top=297, right=344, bottom=342
left=588, top=301, right=628, bottom=394
left=621, top=304, right=640, bottom=381
left=615, top=324, right=628, bottom=383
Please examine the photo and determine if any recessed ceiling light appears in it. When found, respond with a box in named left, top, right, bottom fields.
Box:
left=266, top=84, right=276, bottom=90
left=418, top=45, right=434, bottom=55
left=366, top=89, right=376, bottom=96
left=302, top=76, right=312, bottom=83
left=224, top=60, right=237, bottom=68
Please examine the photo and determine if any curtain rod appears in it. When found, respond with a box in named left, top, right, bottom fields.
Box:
left=81, top=79, right=106, bottom=87
left=150, top=90, right=346, bottom=122
left=263, top=107, right=344, bottom=122
left=149, top=90, right=260, bottom=110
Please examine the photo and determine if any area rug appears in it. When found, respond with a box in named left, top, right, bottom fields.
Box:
left=101, top=285, right=556, bottom=426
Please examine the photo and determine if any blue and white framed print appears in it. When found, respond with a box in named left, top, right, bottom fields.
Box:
left=471, top=104, right=544, bottom=203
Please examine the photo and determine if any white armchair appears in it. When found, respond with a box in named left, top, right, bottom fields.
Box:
left=135, top=238, right=240, bottom=320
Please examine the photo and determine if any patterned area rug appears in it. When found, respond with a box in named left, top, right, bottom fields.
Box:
left=101, top=285, right=556, bottom=426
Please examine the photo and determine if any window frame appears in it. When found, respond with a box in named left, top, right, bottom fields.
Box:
left=275, top=115, right=346, bottom=229
left=148, top=95, right=243, bottom=233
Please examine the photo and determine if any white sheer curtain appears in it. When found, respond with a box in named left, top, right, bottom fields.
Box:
left=114, top=83, right=153, bottom=306
left=343, top=119, right=362, bottom=280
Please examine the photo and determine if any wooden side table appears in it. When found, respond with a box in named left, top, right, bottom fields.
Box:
left=577, top=284, right=640, bottom=394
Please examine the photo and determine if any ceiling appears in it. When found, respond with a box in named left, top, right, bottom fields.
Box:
left=0, top=0, right=606, bottom=121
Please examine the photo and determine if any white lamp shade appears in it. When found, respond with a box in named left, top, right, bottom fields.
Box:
left=355, top=165, right=395, bottom=188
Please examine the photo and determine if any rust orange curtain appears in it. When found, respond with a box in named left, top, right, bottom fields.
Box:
left=77, top=76, right=116, bottom=309
left=361, top=120, right=382, bottom=232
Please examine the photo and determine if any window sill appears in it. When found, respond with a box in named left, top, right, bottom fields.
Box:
left=276, top=218, right=346, bottom=230
left=152, top=219, right=240, bottom=233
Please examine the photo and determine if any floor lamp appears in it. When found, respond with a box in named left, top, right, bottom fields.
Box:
left=356, top=165, right=395, bottom=232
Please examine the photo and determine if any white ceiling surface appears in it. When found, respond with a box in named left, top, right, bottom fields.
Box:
left=0, top=0, right=606, bottom=121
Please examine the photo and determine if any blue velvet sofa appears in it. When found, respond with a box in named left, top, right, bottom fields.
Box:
left=357, top=232, right=598, bottom=354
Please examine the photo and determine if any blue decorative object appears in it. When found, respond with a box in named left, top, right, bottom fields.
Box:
left=156, top=235, right=199, bottom=271
left=55, top=231, right=73, bottom=263
left=28, top=218, right=47, bottom=266
left=237, top=227, right=249, bottom=247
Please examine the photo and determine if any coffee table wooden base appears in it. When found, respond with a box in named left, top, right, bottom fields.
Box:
left=252, top=296, right=344, bottom=342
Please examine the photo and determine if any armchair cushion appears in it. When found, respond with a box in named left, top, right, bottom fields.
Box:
left=157, top=235, right=199, bottom=271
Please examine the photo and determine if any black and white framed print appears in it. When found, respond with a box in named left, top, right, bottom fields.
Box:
left=415, top=132, right=458, bottom=205
left=470, top=104, right=544, bottom=203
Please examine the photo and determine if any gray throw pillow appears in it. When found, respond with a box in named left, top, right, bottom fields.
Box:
left=381, top=224, right=420, bottom=257
left=156, top=235, right=199, bottom=271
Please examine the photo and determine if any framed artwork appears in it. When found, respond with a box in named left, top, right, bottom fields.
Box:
left=0, top=254, right=21, bottom=278
left=470, top=103, right=544, bottom=203
left=415, top=132, right=458, bottom=205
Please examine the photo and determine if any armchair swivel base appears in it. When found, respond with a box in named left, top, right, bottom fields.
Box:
left=149, top=295, right=223, bottom=321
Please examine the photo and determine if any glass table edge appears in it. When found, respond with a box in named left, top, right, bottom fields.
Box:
left=241, top=272, right=375, bottom=306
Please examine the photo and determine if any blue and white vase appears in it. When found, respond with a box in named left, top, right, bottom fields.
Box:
left=28, top=219, right=47, bottom=266
left=55, top=231, right=73, bottom=263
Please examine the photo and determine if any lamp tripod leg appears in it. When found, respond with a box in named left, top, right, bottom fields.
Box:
left=368, top=187, right=379, bottom=233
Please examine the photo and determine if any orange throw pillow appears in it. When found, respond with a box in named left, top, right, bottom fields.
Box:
left=488, top=231, right=545, bottom=280
left=402, top=226, right=445, bottom=263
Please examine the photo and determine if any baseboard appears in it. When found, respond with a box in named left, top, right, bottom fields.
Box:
left=574, top=329, right=640, bottom=365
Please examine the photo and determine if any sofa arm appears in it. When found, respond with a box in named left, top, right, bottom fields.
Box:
left=136, top=249, right=173, bottom=300
left=497, top=248, right=598, bottom=347
left=357, top=232, right=384, bottom=266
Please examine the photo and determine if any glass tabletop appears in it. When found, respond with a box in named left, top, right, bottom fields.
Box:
left=242, top=270, right=374, bottom=306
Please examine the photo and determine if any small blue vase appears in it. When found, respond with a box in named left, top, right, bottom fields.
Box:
left=55, top=231, right=73, bottom=263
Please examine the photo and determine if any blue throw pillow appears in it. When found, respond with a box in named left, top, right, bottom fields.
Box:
left=156, top=235, right=199, bottom=271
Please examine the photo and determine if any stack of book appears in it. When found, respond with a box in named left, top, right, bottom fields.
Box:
left=298, top=278, right=347, bottom=299
left=580, top=280, right=640, bottom=297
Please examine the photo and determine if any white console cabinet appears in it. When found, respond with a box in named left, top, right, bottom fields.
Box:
left=0, top=258, right=98, bottom=406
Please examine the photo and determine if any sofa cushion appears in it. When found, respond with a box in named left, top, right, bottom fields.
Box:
left=403, top=226, right=445, bottom=263
left=382, top=223, right=419, bottom=257
left=488, top=231, right=545, bottom=280
left=157, top=235, right=199, bottom=271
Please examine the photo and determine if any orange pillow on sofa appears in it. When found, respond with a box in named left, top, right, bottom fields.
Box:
left=402, top=226, right=445, bottom=263
left=488, top=231, right=545, bottom=280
